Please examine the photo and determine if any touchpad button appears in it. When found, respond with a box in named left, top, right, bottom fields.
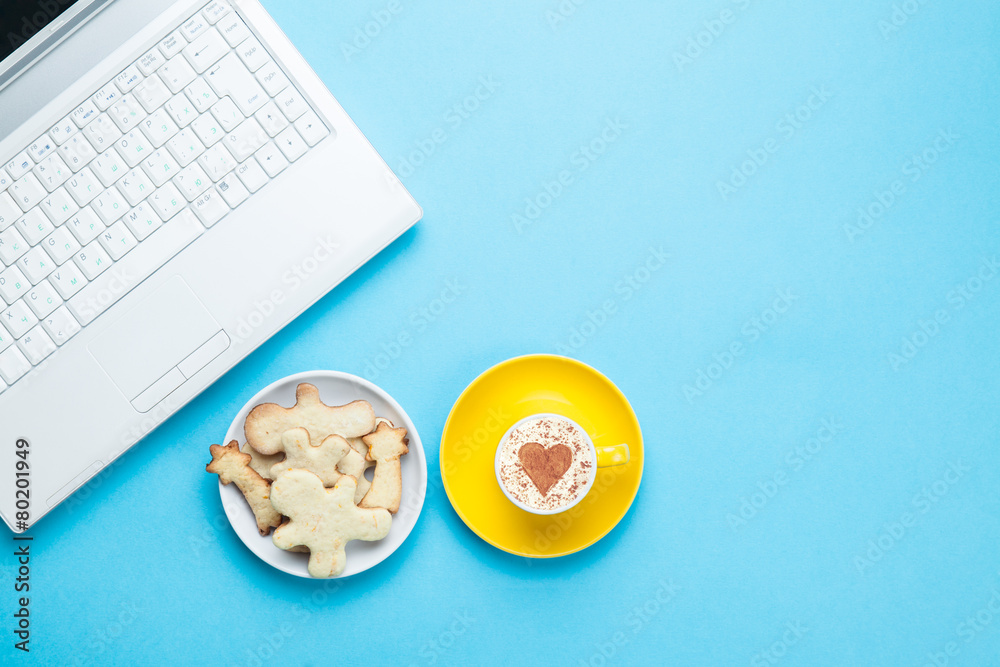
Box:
left=89, top=276, right=222, bottom=401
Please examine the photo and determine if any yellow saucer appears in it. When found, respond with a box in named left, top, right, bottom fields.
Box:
left=440, top=355, right=644, bottom=558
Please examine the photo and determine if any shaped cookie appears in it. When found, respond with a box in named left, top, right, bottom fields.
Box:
left=359, top=421, right=409, bottom=514
left=206, top=441, right=282, bottom=536
left=270, top=470, right=392, bottom=578
left=245, top=383, right=376, bottom=455
left=269, top=428, right=351, bottom=486
left=347, top=417, right=395, bottom=469
left=241, top=442, right=284, bottom=481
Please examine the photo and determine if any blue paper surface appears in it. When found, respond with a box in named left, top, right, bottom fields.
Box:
left=4, top=1, right=1000, bottom=664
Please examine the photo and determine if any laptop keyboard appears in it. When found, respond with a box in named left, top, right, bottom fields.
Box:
left=0, top=0, right=330, bottom=394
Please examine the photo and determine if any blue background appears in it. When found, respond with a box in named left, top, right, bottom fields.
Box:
left=5, top=0, right=1000, bottom=665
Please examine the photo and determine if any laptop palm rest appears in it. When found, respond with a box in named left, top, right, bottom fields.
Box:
left=89, top=276, right=228, bottom=412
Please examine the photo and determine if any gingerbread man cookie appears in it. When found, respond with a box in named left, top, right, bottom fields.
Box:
left=270, top=470, right=392, bottom=578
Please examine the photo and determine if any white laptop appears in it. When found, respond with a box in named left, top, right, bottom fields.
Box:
left=0, top=0, right=422, bottom=531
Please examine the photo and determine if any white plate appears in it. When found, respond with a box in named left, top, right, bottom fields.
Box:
left=218, top=370, right=427, bottom=579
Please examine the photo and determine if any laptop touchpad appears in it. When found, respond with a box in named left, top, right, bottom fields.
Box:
left=89, top=276, right=224, bottom=408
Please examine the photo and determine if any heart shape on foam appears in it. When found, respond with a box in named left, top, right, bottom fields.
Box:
left=517, top=442, right=573, bottom=495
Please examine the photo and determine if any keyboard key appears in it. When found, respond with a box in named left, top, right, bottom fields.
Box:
left=225, top=118, right=267, bottom=161
left=235, top=158, right=267, bottom=193
left=159, top=30, right=186, bottom=59
left=0, top=228, right=29, bottom=265
left=275, top=127, right=307, bottom=162
left=83, top=114, right=123, bottom=152
left=183, top=28, right=229, bottom=73
left=65, top=168, right=102, bottom=206
left=116, top=131, right=153, bottom=168
left=203, top=1, right=232, bottom=24
left=137, top=47, right=165, bottom=76
left=33, top=154, right=71, bottom=192
left=164, top=93, right=198, bottom=128
left=198, top=144, right=236, bottom=182
left=0, top=193, right=20, bottom=230
left=134, top=74, right=172, bottom=112
left=10, top=174, right=46, bottom=211
left=159, top=58, right=197, bottom=94
left=216, top=173, right=248, bottom=208
left=66, top=208, right=105, bottom=245
left=58, top=134, right=98, bottom=173
left=109, top=94, right=147, bottom=132
left=191, top=113, right=225, bottom=146
left=92, top=84, right=120, bottom=111
left=71, top=101, right=99, bottom=128
left=141, top=149, right=181, bottom=186
left=91, top=187, right=128, bottom=224
left=0, top=347, right=31, bottom=384
left=114, top=65, right=143, bottom=93
left=38, top=188, right=79, bottom=226
left=117, top=168, right=156, bottom=207
left=294, top=112, right=330, bottom=146
left=255, top=101, right=288, bottom=137
left=0, top=323, right=11, bottom=353
left=17, top=326, right=55, bottom=364
left=5, top=152, right=33, bottom=180
left=68, top=210, right=203, bottom=325
left=0, top=266, right=28, bottom=304
left=140, top=110, right=181, bottom=148
left=182, top=15, right=209, bottom=41
left=49, top=115, right=79, bottom=145
left=275, top=88, right=308, bottom=121
left=166, top=129, right=205, bottom=167
left=217, top=13, right=249, bottom=47
left=90, top=148, right=127, bottom=188
left=41, top=307, right=80, bottom=346
left=210, top=97, right=243, bottom=133
left=255, top=141, right=288, bottom=178
left=74, top=242, right=111, bottom=280
left=0, top=169, right=10, bottom=192
left=2, top=300, right=37, bottom=338
left=122, top=203, right=162, bottom=241
left=18, top=247, right=56, bottom=284
left=148, top=183, right=184, bottom=221
left=173, top=163, right=211, bottom=201
left=49, top=263, right=88, bottom=300
left=184, top=78, right=219, bottom=113
left=206, top=53, right=266, bottom=115
left=236, top=37, right=268, bottom=72
left=98, top=221, right=137, bottom=260
left=25, top=281, right=60, bottom=319
left=28, top=135, right=56, bottom=162
left=192, top=188, right=229, bottom=227
left=15, top=210, right=53, bottom=245
left=255, top=61, right=290, bottom=97
left=42, top=226, right=80, bottom=265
